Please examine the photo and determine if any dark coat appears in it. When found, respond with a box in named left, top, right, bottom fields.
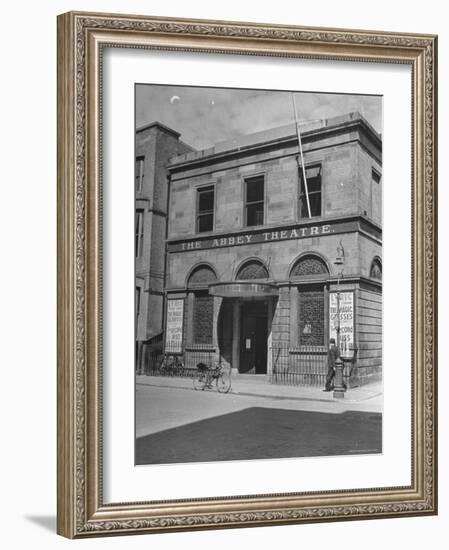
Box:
left=328, top=344, right=339, bottom=369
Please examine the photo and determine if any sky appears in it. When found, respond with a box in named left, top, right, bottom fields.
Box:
left=136, top=84, right=382, bottom=151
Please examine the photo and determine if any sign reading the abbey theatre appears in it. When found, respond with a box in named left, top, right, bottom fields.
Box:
left=167, top=218, right=364, bottom=253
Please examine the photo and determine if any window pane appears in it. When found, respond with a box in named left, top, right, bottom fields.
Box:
left=309, top=192, right=321, bottom=216
left=135, top=157, right=144, bottom=192
left=299, top=193, right=321, bottom=217
left=198, top=213, right=213, bottom=233
left=305, top=166, right=321, bottom=179
left=135, top=210, right=143, bottom=257
left=372, top=169, right=381, bottom=184
left=305, top=175, right=321, bottom=193
left=198, top=188, right=214, bottom=212
left=246, top=203, right=264, bottom=226
left=136, top=287, right=141, bottom=316
left=193, top=292, right=213, bottom=344
left=246, top=177, right=264, bottom=202
left=299, top=165, right=321, bottom=218
left=299, top=197, right=308, bottom=218
left=298, top=289, right=325, bottom=345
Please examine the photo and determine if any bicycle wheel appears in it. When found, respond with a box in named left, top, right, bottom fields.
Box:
left=193, top=371, right=207, bottom=391
left=176, top=360, right=185, bottom=377
left=158, top=358, right=167, bottom=375
left=216, top=370, right=231, bottom=393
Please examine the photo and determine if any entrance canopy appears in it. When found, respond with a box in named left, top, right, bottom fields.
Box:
left=208, top=281, right=278, bottom=298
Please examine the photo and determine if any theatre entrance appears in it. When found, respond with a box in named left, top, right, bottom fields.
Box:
left=239, top=302, right=268, bottom=374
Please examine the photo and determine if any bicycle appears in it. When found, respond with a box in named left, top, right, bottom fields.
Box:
left=158, top=354, right=185, bottom=376
left=193, top=362, right=231, bottom=393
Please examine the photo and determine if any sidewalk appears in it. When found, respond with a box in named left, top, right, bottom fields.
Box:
left=136, top=373, right=383, bottom=409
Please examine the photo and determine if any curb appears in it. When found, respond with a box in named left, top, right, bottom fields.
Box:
left=136, top=378, right=382, bottom=405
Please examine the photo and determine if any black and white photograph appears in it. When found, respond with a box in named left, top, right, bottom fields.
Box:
left=134, top=84, right=383, bottom=466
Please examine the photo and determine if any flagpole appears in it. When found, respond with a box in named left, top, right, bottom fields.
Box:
left=291, top=94, right=312, bottom=218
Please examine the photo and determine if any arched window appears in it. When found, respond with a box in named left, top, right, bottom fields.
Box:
left=290, top=255, right=329, bottom=278
left=236, top=260, right=269, bottom=280
left=187, top=265, right=217, bottom=345
left=370, top=258, right=382, bottom=280
left=290, top=255, right=329, bottom=347
left=187, top=265, right=217, bottom=286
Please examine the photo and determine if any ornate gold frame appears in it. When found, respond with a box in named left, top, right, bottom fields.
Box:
left=57, top=11, right=438, bottom=538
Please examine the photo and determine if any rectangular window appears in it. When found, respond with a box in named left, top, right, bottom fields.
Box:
left=135, top=209, right=144, bottom=257
left=298, top=289, right=325, bottom=346
left=299, top=165, right=321, bottom=218
left=372, top=168, right=381, bottom=184
left=193, top=291, right=214, bottom=344
left=135, top=156, right=144, bottom=192
left=135, top=287, right=141, bottom=317
left=196, top=186, right=214, bottom=233
left=245, top=175, right=264, bottom=227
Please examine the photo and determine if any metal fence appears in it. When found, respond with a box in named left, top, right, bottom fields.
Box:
left=269, top=344, right=327, bottom=386
left=139, top=346, right=218, bottom=379
left=140, top=343, right=329, bottom=387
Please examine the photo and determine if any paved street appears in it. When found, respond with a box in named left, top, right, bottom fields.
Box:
left=135, top=376, right=382, bottom=465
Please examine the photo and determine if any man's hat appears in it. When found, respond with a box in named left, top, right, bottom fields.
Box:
left=329, top=338, right=336, bottom=344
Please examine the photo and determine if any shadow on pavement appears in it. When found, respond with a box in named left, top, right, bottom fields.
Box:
left=136, top=407, right=382, bottom=465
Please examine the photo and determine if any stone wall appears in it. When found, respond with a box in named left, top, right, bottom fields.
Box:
left=135, top=123, right=194, bottom=345
left=167, top=113, right=382, bottom=240
left=354, top=285, right=382, bottom=385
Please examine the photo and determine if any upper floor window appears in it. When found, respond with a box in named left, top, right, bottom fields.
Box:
left=245, top=175, right=264, bottom=227
left=135, top=209, right=144, bottom=258
left=299, top=165, right=321, bottom=218
left=196, top=185, right=215, bottom=233
left=372, top=168, right=381, bottom=185
left=135, top=156, right=144, bottom=192
left=370, top=258, right=382, bottom=280
left=135, top=287, right=141, bottom=318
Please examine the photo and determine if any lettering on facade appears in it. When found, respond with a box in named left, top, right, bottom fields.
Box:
left=170, top=222, right=343, bottom=253
left=329, top=291, right=355, bottom=355
left=165, top=299, right=184, bottom=353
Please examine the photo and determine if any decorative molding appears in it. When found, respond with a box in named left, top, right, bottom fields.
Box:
left=57, top=11, right=437, bottom=537
left=79, top=15, right=434, bottom=50
left=83, top=497, right=433, bottom=533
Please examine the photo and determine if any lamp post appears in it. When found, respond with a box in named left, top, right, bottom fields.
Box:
left=333, top=242, right=346, bottom=399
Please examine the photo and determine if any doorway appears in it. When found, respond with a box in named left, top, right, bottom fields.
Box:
left=239, top=302, right=268, bottom=374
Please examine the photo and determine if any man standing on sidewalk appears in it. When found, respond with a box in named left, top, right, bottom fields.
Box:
left=324, top=338, right=338, bottom=392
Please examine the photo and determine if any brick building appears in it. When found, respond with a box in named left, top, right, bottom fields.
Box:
left=138, top=112, right=382, bottom=386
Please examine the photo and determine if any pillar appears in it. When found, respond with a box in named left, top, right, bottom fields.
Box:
left=289, top=285, right=299, bottom=347
left=186, top=291, right=195, bottom=346
left=267, top=299, right=274, bottom=376
left=212, top=296, right=222, bottom=362
left=231, top=301, right=241, bottom=374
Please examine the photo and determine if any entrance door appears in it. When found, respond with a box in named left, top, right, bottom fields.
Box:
left=239, top=302, right=268, bottom=374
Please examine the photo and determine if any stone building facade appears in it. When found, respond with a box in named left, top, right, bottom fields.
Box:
left=135, top=122, right=193, bottom=372
left=139, top=112, right=382, bottom=386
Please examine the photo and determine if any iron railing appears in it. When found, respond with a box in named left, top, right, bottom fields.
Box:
left=139, top=343, right=329, bottom=387
left=270, top=344, right=327, bottom=386
left=139, top=345, right=218, bottom=379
